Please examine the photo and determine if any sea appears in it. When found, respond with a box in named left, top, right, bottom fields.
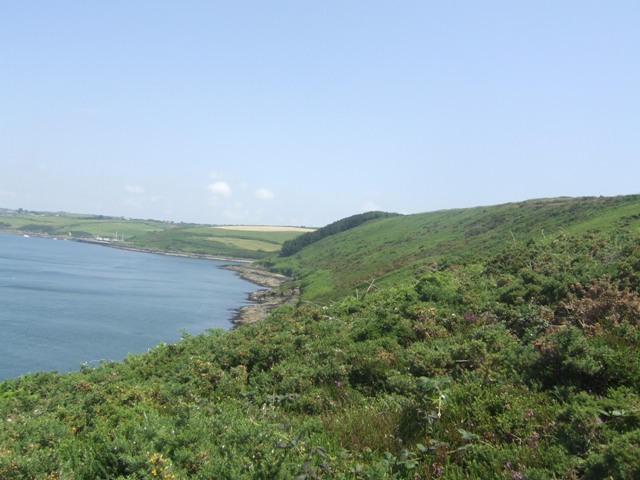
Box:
left=0, top=233, right=258, bottom=381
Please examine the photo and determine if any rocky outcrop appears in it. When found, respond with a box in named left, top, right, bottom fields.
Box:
left=223, top=265, right=298, bottom=325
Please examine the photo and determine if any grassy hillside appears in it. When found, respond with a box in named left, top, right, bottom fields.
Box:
left=1, top=195, right=640, bottom=479
left=264, top=195, right=640, bottom=302
left=0, top=209, right=312, bottom=259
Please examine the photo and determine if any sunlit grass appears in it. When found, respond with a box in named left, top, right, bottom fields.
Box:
left=0, top=210, right=307, bottom=259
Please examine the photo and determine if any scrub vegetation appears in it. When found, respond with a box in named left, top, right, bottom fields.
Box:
left=264, top=195, right=640, bottom=302
left=1, top=195, right=640, bottom=478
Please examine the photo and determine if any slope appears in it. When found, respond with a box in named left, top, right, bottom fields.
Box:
left=264, top=195, right=640, bottom=302
left=2, top=203, right=640, bottom=478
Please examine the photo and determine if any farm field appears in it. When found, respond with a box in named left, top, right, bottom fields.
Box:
left=0, top=209, right=312, bottom=259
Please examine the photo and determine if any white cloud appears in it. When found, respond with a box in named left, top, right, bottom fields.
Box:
left=208, top=181, right=232, bottom=197
left=124, top=184, right=145, bottom=194
left=254, top=188, right=274, bottom=200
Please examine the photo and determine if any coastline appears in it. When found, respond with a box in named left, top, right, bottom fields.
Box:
left=71, top=239, right=300, bottom=324
left=71, top=237, right=256, bottom=264
left=223, top=264, right=298, bottom=326
left=0, top=231, right=254, bottom=263
left=2, top=231, right=296, bottom=327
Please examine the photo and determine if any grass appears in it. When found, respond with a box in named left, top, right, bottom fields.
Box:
left=263, top=194, right=640, bottom=302
left=0, top=209, right=311, bottom=259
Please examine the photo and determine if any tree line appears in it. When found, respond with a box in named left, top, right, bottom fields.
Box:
left=279, top=211, right=400, bottom=257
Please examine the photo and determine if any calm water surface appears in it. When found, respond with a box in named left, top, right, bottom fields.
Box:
left=0, top=233, right=257, bottom=380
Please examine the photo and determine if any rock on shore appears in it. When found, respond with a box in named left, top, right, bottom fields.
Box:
left=223, top=264, right=298, bottom=325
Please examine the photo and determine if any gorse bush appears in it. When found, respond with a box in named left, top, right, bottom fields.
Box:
left=1, top=231, right=640, bottom=478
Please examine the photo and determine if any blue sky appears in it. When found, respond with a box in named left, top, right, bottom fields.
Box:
left=1, top=1, right=639, bottom=227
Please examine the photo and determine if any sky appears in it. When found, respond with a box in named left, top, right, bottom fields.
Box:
left=1, top=1, right=639, bottom=227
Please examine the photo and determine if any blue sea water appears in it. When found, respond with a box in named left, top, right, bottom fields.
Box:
left=0, top=233, right=258, bottom=380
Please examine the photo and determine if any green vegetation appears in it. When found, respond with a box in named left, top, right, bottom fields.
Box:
left=121, top=226, right=289, bottom=259
left=2, top=195, right=640, bottom=478
left=264, top=195, right=640, bottom=302
left=280, top=211, right=400, bottom=257
left=0, top=209, right=309, bottom=259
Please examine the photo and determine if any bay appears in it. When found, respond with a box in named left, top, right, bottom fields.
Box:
left=0, top=233, right=257, bottom=380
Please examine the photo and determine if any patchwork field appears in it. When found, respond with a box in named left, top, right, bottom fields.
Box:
left=216, top=225, right=315, bottom=232
left=0, top=209, right=312, bottom=259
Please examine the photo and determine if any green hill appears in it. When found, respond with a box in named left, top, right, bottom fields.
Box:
left=279, top=211, right=401, bottom=257
left=1, top=195, right=640, bottom=479
left=264, top=195, right=640, bottom=301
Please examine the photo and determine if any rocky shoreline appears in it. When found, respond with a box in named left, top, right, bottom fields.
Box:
left=4, top=231, right=295, bottom=326
left=83, top=240, right=299, bottom=325
left=222, top=264, right=298, bottom=326
left=87, top=240, right=299, bottom=326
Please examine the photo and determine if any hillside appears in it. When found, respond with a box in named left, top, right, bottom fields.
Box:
left=1, top=195, right=640, bottom=479
left=279, top=211, right=401, bottom=257
left=264, top=195, right=640, bottom=302
left=0, top=209, right=312, bottom=260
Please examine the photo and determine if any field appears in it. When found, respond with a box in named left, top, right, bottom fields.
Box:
left=0, top=209, right=312, bottom=259
left=216, top=225, right=315, bottom=232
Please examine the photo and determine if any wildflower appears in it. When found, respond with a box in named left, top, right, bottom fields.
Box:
left=503, top=461, right=526, bottom=479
